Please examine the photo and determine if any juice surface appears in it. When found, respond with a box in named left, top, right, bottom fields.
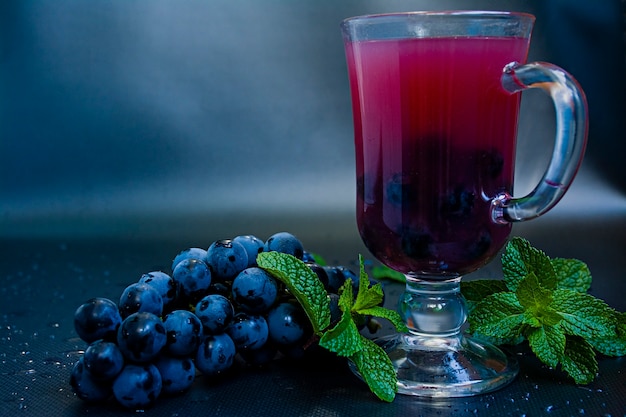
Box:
left=346, top=36, right=529, bottom=275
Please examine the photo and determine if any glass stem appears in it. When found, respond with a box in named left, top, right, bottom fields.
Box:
left=400, top=275, right=466, bottom=338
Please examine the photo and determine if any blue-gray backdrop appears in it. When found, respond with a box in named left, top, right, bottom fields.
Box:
left=1, top=0, right=624, bottom=239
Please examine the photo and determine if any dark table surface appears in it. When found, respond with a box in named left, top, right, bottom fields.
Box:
left=1, top=213, right=625, bottom=417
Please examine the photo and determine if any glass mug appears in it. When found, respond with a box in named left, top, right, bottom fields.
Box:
left=341, top=11, right=587, bottom=397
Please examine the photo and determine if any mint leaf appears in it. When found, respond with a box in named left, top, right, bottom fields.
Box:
left=461, top=279, right=508, bottom=304
left=527, top=325, right=566, bottom=368
left=551, top=257, right=592, bottom=293
left=502, top=237, right=556, bottom=291
left=257, top=252, right=330, bottom=334
left=319, top=309, right=363, bottom=357
left=551, top=289, right=617, bottom=339
left=357, top=306, right=408, bottom=333
left=351, top=337, right=397, bottom=402
left=468, top=292, right=525, bottom=341
left=353, top=282, right=384, bottom=312
left=370, top=265, right=406, bottom=283
left=589, top=312, right=626, bottom=356
left=516, top=272, right=553, bottom=311
left=561, top=336, right=598, bottom=384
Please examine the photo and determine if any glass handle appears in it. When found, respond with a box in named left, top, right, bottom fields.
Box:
left=492, top=61, right=588, bottom=223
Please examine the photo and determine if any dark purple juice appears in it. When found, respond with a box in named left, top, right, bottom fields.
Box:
left=345, top=36, right=530, bottom=275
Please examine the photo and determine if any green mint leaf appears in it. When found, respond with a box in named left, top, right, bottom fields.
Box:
left=461, top=279, right=509, bottom=304
left=257, top=252, right=330, bottom=334
left=357, top=306, right=408, bottom=333
left=351, top=337, right=397, bottom=402
left=527, top=325, right=566, bottom=368
left=502, top=237, right=556, bottom=291
left=589, top=312, right=626, bottom=356
left=515, top=272, right=554, bottom=311
left=338, top=277, right=354, bottom=312
left=551, top=257, right=592, bottom=293
left=560, top=336, right=598, bottom=384
left=319, top=309, right=363, bottom=357
left=370, top=265, right=406, bottom=283
left=353, top=282, right=384, bottom=312
left=468, top=292, right=525, bottom=341
left=551, top=289, right=617, bottom=339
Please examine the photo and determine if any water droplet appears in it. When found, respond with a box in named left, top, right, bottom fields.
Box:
left=546, top=405, right=555, bottom=412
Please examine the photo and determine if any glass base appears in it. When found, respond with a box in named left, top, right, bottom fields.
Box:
left=356, top=332, right=518, bottom=398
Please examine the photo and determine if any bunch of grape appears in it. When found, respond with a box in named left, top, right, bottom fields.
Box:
left=69, top=232, right=362, bottom=410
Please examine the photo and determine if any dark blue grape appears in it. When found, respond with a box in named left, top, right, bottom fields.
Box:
left=171, top=247, right=208, bottom=271
left=206, top=239, right=248, bottom=281
left=195, top=294, right=234, bottom=334
left=117, top=312, right=167, bottom=363
left=302, top=251, right=316, bottom=263
left=69, top=357, right=112, bottom=402
left=225, top=312, right=268, bottom=350
left=264, top=232, right=304, bottom=260
left=328, top=293, right=342, bottom=324
left=153, top=355, right=195, bottom=395
left=138, top=271, right=176, bottom=311
left=83, top=340, right=124, bottom=381
left=442, top=185, right=475, bottom=217
left=172, top=258, right=212, bottom=302
left=232, top=235, right=265, bottom=267
left=119, top=283, right=163, bottom=319
left=162, top=310, right=203, bottom=357
left=323, top=266, right=345, bottom=293
left=267, top=301, right=310, bottom=346
left=112, top=363, right=162, bottom=409
left=231, top=267, right=278, bottom=313
left=195, top=333, right=236, bottom=376
left=386, top=172, right=419, bottom=206
left=401, top=228, right=433, bottom=259
left=74, top=297, right=122, bottom=343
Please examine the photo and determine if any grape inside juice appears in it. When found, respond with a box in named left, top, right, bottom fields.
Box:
left=346, top=36, right=529, bottom=275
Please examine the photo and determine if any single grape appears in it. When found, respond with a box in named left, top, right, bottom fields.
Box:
left=195, top=333, right=236, bottom=376
left=69, top=357, right=112, bottom=402
left=172, top=258, right=212, bottom=302
left=162, top=310, right=203, bottom=357
left=231, top=267, right=278, bottom=313
left=74, top=297, right=122, bottom=343
left=138, top=271, right=177, bottom=311
left=264, top=232, right=304, bottom=260
left=328, top=293, right=342, bottom=324
left=386, top=172, right=419, bottom=206
left=119, top=282, right=163, bottom=319
left=195, top=294, right=234, bottom=334
left=400, top=227, right=434, bottom=259
left=112, top=363, right=162, bottom=409
left=232, top=235, right=264, bottom=267
left=266, top=301, right=310, bottom=346
left=225, top=312, right=269, bottom=350
left=171, top=247, right=208, bottom=271
left=117, top=312, right=167, bottom=363
left=442, top=185, right=475, bottom=217
left=206, top=239, right=248, bottom=281
left=323, top=266, right=345, bottom=294
left=83, top=340, right=124, bottom=381
left=153, top=355, right=195, bottom=395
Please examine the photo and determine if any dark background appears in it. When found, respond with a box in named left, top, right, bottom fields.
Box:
left=1, top=0, right=624, bottom=241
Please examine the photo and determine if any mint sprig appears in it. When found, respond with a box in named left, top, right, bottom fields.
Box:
left=462, top=236, right=626, bottom=384
left=257, top=252, right=407, bottom=402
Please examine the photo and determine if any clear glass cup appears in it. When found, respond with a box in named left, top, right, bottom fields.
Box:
left=341, top=11, right=587, bottom=397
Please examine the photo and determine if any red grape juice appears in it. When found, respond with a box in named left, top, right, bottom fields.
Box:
left=346, top=36, right=530, bottom=276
